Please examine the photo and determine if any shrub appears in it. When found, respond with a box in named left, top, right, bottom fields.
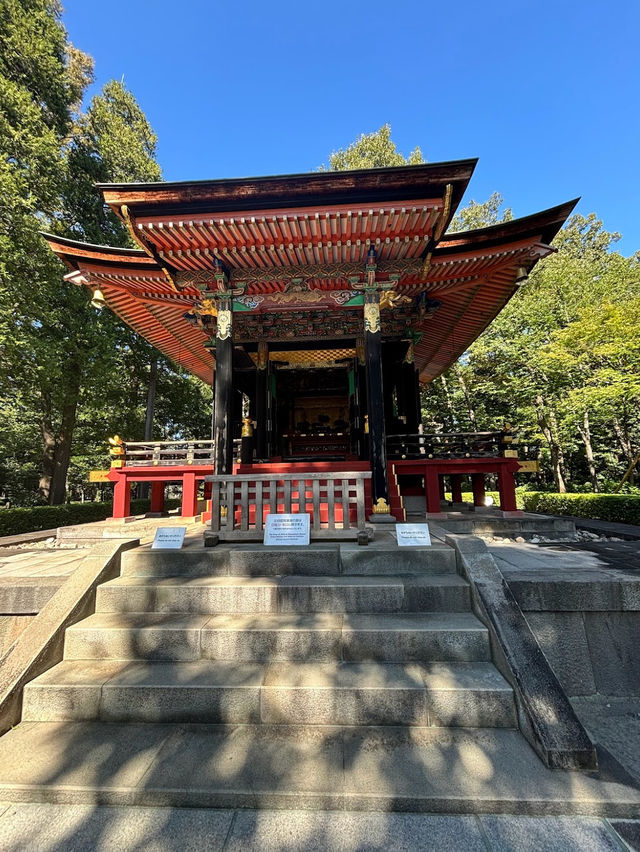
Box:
left=522, top=492, right=640, bottom=526
left=445, top=491, right=523, bottom=509
left=0, top=498, right=181, bottom=537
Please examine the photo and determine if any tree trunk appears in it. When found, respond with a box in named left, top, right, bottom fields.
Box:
left=613, top=415, right=636, bottom=484
left=38, top=390, right=56, bottom=503
left=454, top=366, right=477, bottom=430
left=139, top=355, right=158, bottom=500
left=49, top=364, right=82, bottom=505
left=577, top=409, right=598, bottom=492
left=439, top=375, right=457, bottom=431
left=144, top=355, right=158, bottom=441
left=535, top=395, right=567, bottom=492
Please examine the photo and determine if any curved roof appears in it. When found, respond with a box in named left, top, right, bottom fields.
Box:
left=43, top=186, right=576, bottom=384
left=97, top=160, right=477, bottom=222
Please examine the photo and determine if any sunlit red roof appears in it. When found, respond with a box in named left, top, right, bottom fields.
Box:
left=43, top=163, right=577, bottom=384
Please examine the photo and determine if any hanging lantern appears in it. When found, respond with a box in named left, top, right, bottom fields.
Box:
left=91, top=289, right=106, bottom=309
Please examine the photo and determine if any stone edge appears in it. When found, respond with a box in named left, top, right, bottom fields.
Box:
left=0, top=539, right=139, bottom=735
left=441, top=530, right=598, bottom=772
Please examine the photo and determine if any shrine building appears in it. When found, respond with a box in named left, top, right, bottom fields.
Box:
left=43, top=161, right=576, bottom=529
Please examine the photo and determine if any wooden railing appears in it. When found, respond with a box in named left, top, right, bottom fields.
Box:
left=115, top=438, right=241, bottom=467
left=386, top=431, right=508, bottom=460
left=205, top=471, right=372, bottom=545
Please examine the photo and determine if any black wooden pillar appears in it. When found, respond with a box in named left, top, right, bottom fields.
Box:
left=354, top=338, right=368, bottom=458
left=382, top=355, right=395, bottom=429
left=401, top=342, right=421, bottom=432
left=210, top=365, right=216, bottom=441
left=364, top=290, right=392, bottom=518
left=255, top=341, right=268, bottom=461
left=213, top=295, right=234, bottom=475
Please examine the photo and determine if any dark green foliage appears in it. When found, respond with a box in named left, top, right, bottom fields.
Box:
left=0, top=2, right=213, bottom=508
left=0, top=498, right=182, bottom=536
left=523, top=492, right=640, bottom=525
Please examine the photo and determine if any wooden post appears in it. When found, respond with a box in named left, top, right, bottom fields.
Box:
left=150, top=481, right=165, bottom=513
left=213, top=295, right=233, bottom=475
left=425, top=468, right=443, bottom=515
left=438, top=475, right=445, bottom=501
left=472, top=473, right=486, bottom=507
left=210, top=365, right=216, bottom=441
left=182, top=472, right=198, bottom=517
left=401, top=341, right=421, bottom=432
left=240, top=417, right=254, bottom=464
left=112, top=476, right=130, bottom=519
left=451, top=474, right=464, bottom=504
left=255, top=341, right=268, bottom=460
left=497, top=463, right=518, bottom=512
left=382, top=356, right=395, bottom=430
left=364, top=289, right=393, bottom=520
left=356, top=337, right=367, bottom=460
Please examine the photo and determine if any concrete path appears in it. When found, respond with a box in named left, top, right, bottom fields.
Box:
left=488, top=539, right=640, bottom=584
left=0, top=804, right=637, bottom=851
left=564, top=515, right=640, bottom=541
left=0, top=549, right=85, bottom=580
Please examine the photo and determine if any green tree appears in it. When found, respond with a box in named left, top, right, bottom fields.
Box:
left=0, top=0, right=92, bottom=503
left=323, top=124, right=424, bottom=170
left=431, top=214, right=640, bottom=492
left=0, top=4, right=213, bottom=506
left=449, top=192, right=513, bottom=232
left=62, top=80, right=162, bottom=245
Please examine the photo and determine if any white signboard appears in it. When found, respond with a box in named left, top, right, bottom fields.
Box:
left=264, top=513, right=310, bottom=546
left=151, top=526, right=187, bottom=550
left=396, top=523, right=432, bottom=547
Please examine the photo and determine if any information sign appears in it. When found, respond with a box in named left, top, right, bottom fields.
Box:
left=151, top=527, right=187, bottom=549
left=264, top=513, right=310, bottom=546
left=396, top=523, right=432, bottom=547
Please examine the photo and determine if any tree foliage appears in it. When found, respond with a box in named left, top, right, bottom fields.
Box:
left=423, top=214, right=640, bottom=491
left=0, top=1, right=212, bottom=506
left=323, top=124, right=424, bottom=171
left=329, top=125, right=640, bottom=493
left=449, top=192, right=513, bottom=232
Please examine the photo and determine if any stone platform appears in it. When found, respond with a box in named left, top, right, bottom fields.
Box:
left=433, top=508, right=577, bottom=540
left=1, top=517, right=639, bottom=825
left=0, top=803, right=636, bottom=851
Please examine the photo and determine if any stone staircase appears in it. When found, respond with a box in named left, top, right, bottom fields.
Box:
left=1, top=542, right=639, bottom=814
left=22, top=544, right=515, bottom=729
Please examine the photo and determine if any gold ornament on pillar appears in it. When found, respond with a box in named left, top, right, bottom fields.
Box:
left=364, top=301, right=380, bottom=334
left=197, top=298, right=218, bottom=317
left=241, top=417, right=254, bottom=437
left=379, top=288, right=411, bottom=311
left=257, top=341, right=268, bottom=370
left=216, top=308, right=232, bottom=340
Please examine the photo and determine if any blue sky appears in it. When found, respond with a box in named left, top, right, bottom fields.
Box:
left=62, top=1, right=639, bottom=254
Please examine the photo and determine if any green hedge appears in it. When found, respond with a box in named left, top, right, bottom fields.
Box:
left=522, top=492, right=640, bottom=526
left=445, top=491, right=523, bottom=509
left=0, top=498, right=181, bottom=538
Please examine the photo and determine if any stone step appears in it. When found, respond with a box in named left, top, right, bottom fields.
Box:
left=120, top=544, right=457, bottom=578
left=1, top=721, right=638, bottom=815
left=64, top=611, right=489, bottom=663
left=21, top=660, right=515, bottom=727
left=95, top=574, right=470, bottom=615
